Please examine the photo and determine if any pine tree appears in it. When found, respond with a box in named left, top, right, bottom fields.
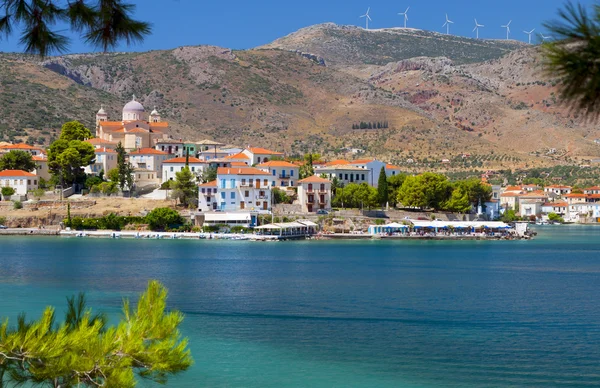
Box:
left=0, top=280, right=192, bottom=387
left=171, top=167, right=198, bottom=208
left=377, top=167, right=388, bottom=207
left=116, top=142, right=134, bottom=193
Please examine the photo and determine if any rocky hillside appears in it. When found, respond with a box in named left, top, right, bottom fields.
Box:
left=0, top=23, right=599, bottom=170
left=261, top=23, right=526, bottom=67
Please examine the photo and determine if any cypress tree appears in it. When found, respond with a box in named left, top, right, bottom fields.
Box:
left=377, top=166, right=388, bottom=207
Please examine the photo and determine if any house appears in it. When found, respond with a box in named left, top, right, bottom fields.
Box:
left=521, top=184, right=541, bottom=192
left=256, top=161, right=299, bottom=189
left=85, top=138, right=117, bottom=149
left=567, top=203, right=600, bottom=222
left=216, top=167, right=272, bottom=212
left=94, top=97, right=169, bottom=151
left=519, top=200, right=543, bottom=219
left=517, top=191, right=549, bottom=209
left=224, top=152, right=251, bottom=165
left=544, top=185, right=572, bottom=196
left=198, top=147, right=240, bottom=161
left=162, top=157, right=207, bottom=183
left=297, top=176, right=332, bottom=213
left=32, top=155, right=51, bottom=181
left=347, top=159, right=387, bottom=187
left=500, top=190, right=522, bottom=210
left=0, top=143, right=44, bottom=156
left=197, top=180, right=218, bottom=212
left=242, top=147, right=284, bottom=165
left=385, top=164, right=403, bottom=177
left=129, top=148, right=169, bottom=180
left=0, top=170, right=38, bottom=196
left=155, top=139, right=185, bottom=157
left=564, top=193, right=588, bottom=205
left=541, top=201, right=568, bottom=216
left=584, top=186, right=600, bottom=195
left=316, top=165, right=370, bottom=187
left=84, top=147, right=117, bottom=179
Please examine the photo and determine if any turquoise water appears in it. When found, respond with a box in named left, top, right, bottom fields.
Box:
left=1, top=226, right=600, bottom=387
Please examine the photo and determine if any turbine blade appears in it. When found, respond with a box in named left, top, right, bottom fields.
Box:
left=367, top=15, right=372, bottom=21
left=473, top=26, right=477, bottom=32
left=405, top=7, right=410, bottom=13
left=442, top=22, right=447, bottom=27
left=507, top=20, right=512, bottom=26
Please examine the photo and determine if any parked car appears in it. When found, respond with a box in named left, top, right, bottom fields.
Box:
left=316, top=209, right=329, bottom=215
left=0, top=225, right=7, bottom=229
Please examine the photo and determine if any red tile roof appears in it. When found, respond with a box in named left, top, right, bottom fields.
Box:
left=217, top=167, right=270, bottom=176
left=565, top=193, right=587, bottom=198
left=324, top=159, right=350, bottom=166
left=298, top=175, right=331, bottom=184
left=0, top=169, right=36, bottom=177
left=95, top=147, right=115, bottom=153
left=199, top=180, right=217, bottom=187
left=257, top=161, right=299, bottom=168
left=0, top=143, right=42, bottom=151
left=246, top=147, right=284, bottom=155
left=225, top=152, right=250, bottom=160
left=350, top=159, right=375, bottom=164
left=386, top=164, right=401, bottom=170
left=129, top=148, right=168, bottom=155
left=230, top=162, right=249, bottom=167
left=85, top=138, right=117, bottom=145
left=163, top=157, right=205, bottom=164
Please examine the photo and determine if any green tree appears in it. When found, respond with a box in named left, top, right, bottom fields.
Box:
left=1, top=187, right=15, bottom=199
left=0, top=0, right=151, bottom=57
left=332, top=183, right=377, bottom=209
left=115, top=142, right=134, bottom=192
left=0, top=280, right=192, bottom=387
left=548, top=212, right=565, bottom=223
left=107, top=167, right=119, bottom=183
left=299, top=153, right=315, bottom=179
left=443, top=185, right=472, bottom=213
left=387, top=174, right=406, bottom=207
left=377, top=167, right=388, bottom=207
left=171, top=167, right=198, bottom=208
left=273, top=188, right=291, bottom=204
left=0, top=150, right=36, bottom=172
left=201, top=166, right=217, bottom=183
left=397, top=173, right=451, bottom=210
left=48, top=122, right=95, bottom=186
left=146, top=207, right=183, bottom=231
left=32, top=188, right=45, bottom=200
left=543, top=2, right=600, bottom=119
left=501, top=209, right=519, bottom=222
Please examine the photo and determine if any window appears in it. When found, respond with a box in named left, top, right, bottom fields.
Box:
left=230, top=179, right=236, bottom=188
left=345, top=174, right=348, bottom=180
left=34, top=180, right=37, bottom=185
left=320, top=184, right=325, bottom=191
left=230, top=192, right=235, bottom=199
left=291, top=181, right=294, bottom=186
left=202, top=188, right=205, bottom=193
left=240, top=201, right=245, bottom=209
left=308, top=184, right=313, bottom=191
left=170, top=167, right=173, bottom=172
left=220, top=179, right=226, bottom=189
left=220, top=192, right=226, bottom=199
left=28, top=180, right=31, bottom=185
left=245, top=190, right=249, bottom=197
left=191, top=167, right=195, bottom=172
left=361, top=174, right=365, bottom=181
left=242, top=179, right=246, bottom=186
left=260, top=191, right=265, bottom=196
left=272, top=170, right=276, bottom=176
left=264, top=179, right=268, bottom=186
left=272, top=181, right=276, bottom=186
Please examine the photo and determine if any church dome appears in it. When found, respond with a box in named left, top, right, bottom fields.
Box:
left=150, top=107, right=159, bottom=116
left=123, top=95, right=145, bottom=113
left=97, top=105, right=106, bottom=115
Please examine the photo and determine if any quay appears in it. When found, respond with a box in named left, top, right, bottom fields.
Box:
left=58, top=230, right=305, bottom=241
left=317, top=233, right=532, bottom=241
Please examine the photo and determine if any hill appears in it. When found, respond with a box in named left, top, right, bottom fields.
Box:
left=260, top=23, right=527, bottom=67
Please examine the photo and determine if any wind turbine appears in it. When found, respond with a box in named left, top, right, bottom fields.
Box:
left=442, top=14, right=454, bottom=35
left=540, top=33, right=551, bottom=41
left=473, top=19, right=484, bottom=39
left=501, top=20, right=512, bottom=40
left=398, top=7, right=409, bottom=28
left=524, top=28, right=535, bottom=44
left=360, top=7, right=372, bottom=30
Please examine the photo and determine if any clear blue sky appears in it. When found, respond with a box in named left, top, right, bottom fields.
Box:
left=0, top=0, right=596, bottom=54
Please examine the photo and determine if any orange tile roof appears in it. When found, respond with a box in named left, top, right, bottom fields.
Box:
left=504, top=185, right=523, bottom=191
left=587, top=194, right=600, bottom=199
left=246, top=147, right=284, bottom=155
left=298, top=175, right=331, bottom=184
left=257, top=161, right=299, bottom=168
left=32, top=155, right=47, bottom=161
left=230, top=162, right=249, bottom=167
left=150, top=122, right=169, bottom=128
left=129, top=148, right=168, bottom=155
left=0, top=143, right=42, bottom=151
left=350, top=159, right=375, bottom=164
left=584, top=186, right=600, bottom=190
left=95, top=147, right=115, bottom=153
left=199, top=180, right=217, bottom=187
left=127, top=128, right=150, bottom=133
left=522, top=190, right=547, bottom=197
left=386, top=164, right=401, bottom=169
left=500, top=192, right=522, bottom=198
left=324, top=159, right=350, bottom=166
left=0, top=169, right=36, bottom=177
left=225, top=152, right=250, bottom=160
left=546, top=185, right=571, bottom=189
left=217, top=167, right=270, bottom=176
left=163, top=157, right=205, bottom=164
left=98, top=121, right=123, bottom=126
left=565, top=193, right=587, bottom=198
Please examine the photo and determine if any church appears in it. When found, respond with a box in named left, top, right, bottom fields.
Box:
left=95, top=96, right=169, bottom=151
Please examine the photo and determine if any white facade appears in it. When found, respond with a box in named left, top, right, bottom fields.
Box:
left=32, top=155, right=51, bottom=181
left=318, top=165, right=370, bottom=187
left=257, top=161, right=299, bottom=189
left=155, top=140, right=185, bottom=157
left=198, top=180, right=218, bottom=212
left=242, top=147, right=284, bottom=165
left=216, top=167, right=272, bottom=213
left=347, top=159, right=386, bottom=187
left=519, top=200, right=543, bottom=219
left=129, top=148, right=168, bottom=179
left=297, top=176, right=332, bottom=213
left=162, top=157, right=207, bottom=183
left=85, top=147, right=117, bottom=179
left=0, top=170, right=38, bottom=196
left=545, top=185, right=572, bottom=196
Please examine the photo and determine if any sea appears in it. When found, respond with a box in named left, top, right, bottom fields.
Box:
left=0, top=225, right=599, bottom=387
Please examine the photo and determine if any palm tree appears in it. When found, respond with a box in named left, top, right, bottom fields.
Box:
left=543, top=2, right=600, bottom=119
left=0, top=0, right=151, bottom=57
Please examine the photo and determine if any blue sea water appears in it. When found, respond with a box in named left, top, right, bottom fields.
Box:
left=1, top=226, right=600, bottom=387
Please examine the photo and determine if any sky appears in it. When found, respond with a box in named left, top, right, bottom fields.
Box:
left=0, top=0, right=596, bottom=54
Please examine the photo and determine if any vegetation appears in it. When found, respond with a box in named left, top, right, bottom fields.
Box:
left=67, top=213, right=145, bottom=231
left=548, top=212, right=565, bottom=223
left=48, top=121, right=95, bottom=186
left=386, top=174, right=407, bottom=207
left=116, top=142, right=134, bottom=192
left=332, top=183, right=378, bottom=209
left=0, top=280, right=192, bottom=387
left=501, top=209, right=519, bottom=222
left=145, top=208, right=184, bottom=231
left=299, top=153, right=316, bottom=179
left=0, top=0, right=151, bottom=57
left=397, top=173, right=451, bottom=210
left=377, top=167, right=388, bottom=207
left=543, top=2, right=600, bottom=119
left=273, top=187, right=292, bottom=204
left=1, top=187, right=15, bottom=198
left=0, top=150, right=36, bottom=172
left=201, top=166, right=217, bottom=183
left=12, top=200, right=22, bottom=209
left=170, top=167, right=198, bottom=208
left=352, top=121, right=389, bottom=129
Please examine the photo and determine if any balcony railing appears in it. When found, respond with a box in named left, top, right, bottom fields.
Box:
left=279, top=175, right=290, bottom=179
left=318, top=189, right=328, bottom=194
left=306, top=189, right=314, bottom=193
left=256, top=195, right=269, bottom=200
left=240, top=183, right=254, bottom=188
left=306, top=197, right=315, bottom=204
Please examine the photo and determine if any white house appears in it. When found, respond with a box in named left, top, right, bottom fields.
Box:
left=155, top=139, right=185, bottom=157
left=519, top=200, right=543, bottom=219
left=224, top=152, right=251, bottom=165
left=0, top=143, right=44, bottom=156
left=0, top=170, right=38, bottom=196
left=297, top=176, right=332, bottom=213
left=567, top=203, right=600, bottom=222
left=347, top=159, right=387, bottom=187
left=32, top=155, right=51, bottom=181
left=128, top=148, right=169, bottom=179
left=198, top=180, right=218, bottom=212
left=385, top=163, right=403, bottom=177
left=84, top=147, right=117, bottom=179
left=584, top=186, right=600, bottom=195
left=198, top=147, right=240, bottom=161
left=162, top=157, right=207, bottom=183
left=544, top=185, right=572, bottom=196
left=317, top=165, right=370, bottom=187
left=216, top=167, right=272, bottom=212
left=541, top=201, right=568, bottom=216
left=242, top=147, right=284, bottom=165
left=256, top=161, right=299, bottom=189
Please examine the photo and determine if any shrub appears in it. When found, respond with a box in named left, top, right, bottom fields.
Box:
left=1, top=187, right=15, bottom=198
left=230, top=226, right=251, bottom=234
left=146, top=208, right=183, bottom=231
left=13, top=200, right=22, bottom=210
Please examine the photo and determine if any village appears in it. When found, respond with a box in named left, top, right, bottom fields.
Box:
left=0, top=97, right=599, bottom=236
